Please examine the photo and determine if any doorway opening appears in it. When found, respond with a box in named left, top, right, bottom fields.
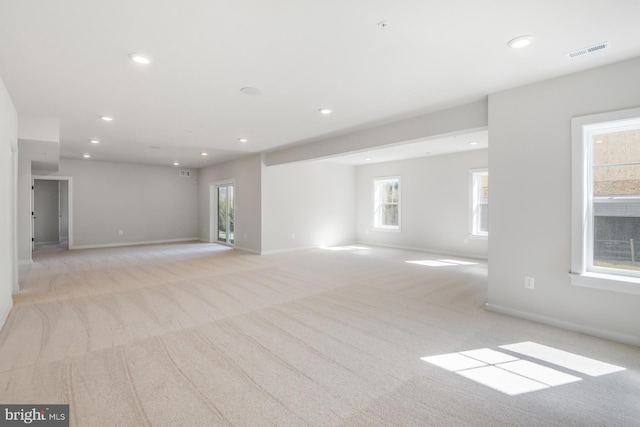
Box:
left=210, top=180, right=234, bottom=246
left=32, top=176, right=72, bottom=252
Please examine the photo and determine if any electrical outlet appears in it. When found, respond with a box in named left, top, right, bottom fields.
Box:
left=244, top=233, right=247, bottom=239
left=525, top=277, right=535, bottom=289
left=118, top=230, right=124, bottom=235
left=464, top=237, right=469, bottom=244
left=291, top=233, right=296, bottom=239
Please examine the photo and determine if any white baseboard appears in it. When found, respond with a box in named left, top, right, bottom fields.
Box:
left=194, top=239, right=260, bottom=254
left=18, top=259, right=33, bottom=265
left=260, top=241, right=356, bottom=256
left=234, top=245, right=261, bottom=255
left=260, top=246, right=317, bottom=256
left=355, top=241, right=488, bottom=261
left=485, top=303, right=640, bottom=347
left=72, top=238, right=199, bottom=250
left=0, top=299, right=13, bottom=334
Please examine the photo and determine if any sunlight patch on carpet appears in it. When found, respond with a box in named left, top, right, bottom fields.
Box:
left=499, top=341, right=625, bottom=377
left=421, top=342, right=624, bottom=396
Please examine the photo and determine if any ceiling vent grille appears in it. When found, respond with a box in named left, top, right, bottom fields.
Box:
left=179, top=170, right=190, bottom=177
left=566, top=41, right=609, bottom=59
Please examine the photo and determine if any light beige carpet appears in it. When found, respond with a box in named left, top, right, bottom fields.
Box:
left=0, top=243, right=638, bottom=426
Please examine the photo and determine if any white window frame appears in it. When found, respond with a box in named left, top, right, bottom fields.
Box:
left=469, top=168, right=488, bottom=238
left=571, top=107, right=640, bottom=295
left=373, top=176, right=401, bottom=231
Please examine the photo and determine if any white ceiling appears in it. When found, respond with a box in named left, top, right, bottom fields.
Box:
left=1, top=1, right=639, bottom=168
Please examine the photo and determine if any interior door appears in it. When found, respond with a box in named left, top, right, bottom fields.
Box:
left=217, top=184, right=234, bottom=244
left=33, top=179, right=60, bottom=246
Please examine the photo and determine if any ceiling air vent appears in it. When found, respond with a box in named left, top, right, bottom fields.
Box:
left=566, top=41, right=609, bottom=59
left=179, top=170, right=190, bottom=177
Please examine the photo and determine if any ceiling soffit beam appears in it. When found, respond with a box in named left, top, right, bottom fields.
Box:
left=265, top=98, right=488, bottom=166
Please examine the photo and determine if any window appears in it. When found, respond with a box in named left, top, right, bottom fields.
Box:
left=373, top=177, right=400, bottom=230
left=571, top=107, right=640, bottom=294
left=470, top=169, right=489, bottom=236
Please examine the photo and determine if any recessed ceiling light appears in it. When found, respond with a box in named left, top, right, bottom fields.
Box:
left=129, top=53, right=152, bottom=64
left=173, top=162, right=179, bottom=166
left=365, top=158, right=371, bottom=161
left=469, top=141, right=478, bottom=145
left=240, top=87, right=261, bottom=96
left=83, top=154, right=91, bottom=158
left=507, top=35, right=534, bottom=49
left=200, top=152, right=208, bottom=156
left=595, top=139, right=603, bottom=144
left=100, top=116, right=113, bottom=122
left=90, top=139, right=100, bottom=144
left=238, top=138, right=248, bottom=143
left=319, top=108, right=332, bottom=115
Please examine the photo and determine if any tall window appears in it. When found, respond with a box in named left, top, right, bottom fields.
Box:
left=373, top=177, right=400, bottom=230
left=572, top=107, right=640, bottom=292
left=470, top=169, right=489, bottom=236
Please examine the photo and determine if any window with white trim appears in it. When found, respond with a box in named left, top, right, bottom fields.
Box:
left=470, top=169, right=489, bottom=236
left=571, top=107, right=640, bottom=293
left=373, top=177, right=400, bottom=230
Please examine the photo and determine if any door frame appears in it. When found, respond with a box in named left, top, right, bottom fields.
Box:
left=10, top=144, right=18, bottom=293
left=31, top=175, right=73, bottom=251
left=209, top=179, right=235, bottom=246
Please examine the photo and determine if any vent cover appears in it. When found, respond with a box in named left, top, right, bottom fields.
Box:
left=566, top=41, right=609, bottom=59
left=179, top=170, right=190, bottom=177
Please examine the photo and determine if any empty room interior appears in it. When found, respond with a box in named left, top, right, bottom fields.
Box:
left=1, top=1, right=639, bottom=426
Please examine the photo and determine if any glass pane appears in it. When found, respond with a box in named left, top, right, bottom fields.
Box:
left=382, top=204, right=398, bottom=226
left=374, top=178, right=400, bottom=228
left=592, top=128, right=640, bottom=271
left=472, top=171, right=488, bottom=235
left=479, top=174, right=489, bottom=202
left=390, top=181, right=399, bottom=203
left=217, top=187, right=227, bottom=242
left=383, top=183, right=392, bottom=202
left=228, top=186, right=234, bottom=244
left=479, top=203, right=489, bottom=233
left=593, top=210, right=640, bottom=271
left=593, top=129, right=640, bottom=197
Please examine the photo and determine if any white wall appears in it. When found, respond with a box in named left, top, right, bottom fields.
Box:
left=262, top=161, right=356, bottom=253
left=488, top=57, right=640, bottom=346
left=356, top=149, right=488, bottom=258
left=18, top=117, right=60, bottom=172
left=0, top=75, right=18, bottom=329
left=198, top=154, right=262, bottom=253
left=18, top=116, right=59, bottom=143
left=42, top=159, right=199, bottom=248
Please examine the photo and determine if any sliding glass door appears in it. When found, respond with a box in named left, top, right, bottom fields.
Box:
left=217, top=183, right=234, bottom=244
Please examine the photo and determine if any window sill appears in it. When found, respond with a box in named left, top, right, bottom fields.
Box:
left=373, top=226, right=401, bottom=233
left=468, top=233, right=488, bottom=240
left=569, top=272, right=640, bottom=295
